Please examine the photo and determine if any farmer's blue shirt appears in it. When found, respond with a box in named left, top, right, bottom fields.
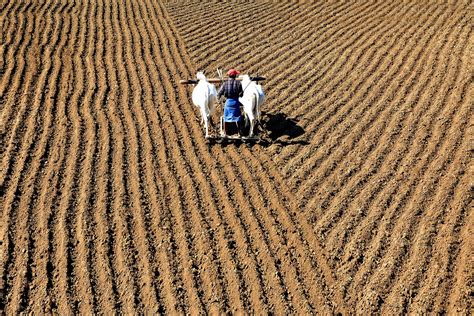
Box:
left=218, top=78, right=243, bottom=99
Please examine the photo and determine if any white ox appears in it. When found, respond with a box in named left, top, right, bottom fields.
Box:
left=239, top=75, right=265, bottom=137
left=192, top=72, right=218, bottom=138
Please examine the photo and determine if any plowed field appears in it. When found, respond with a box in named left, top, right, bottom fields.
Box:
left=1, top=0, right=472, bottom=314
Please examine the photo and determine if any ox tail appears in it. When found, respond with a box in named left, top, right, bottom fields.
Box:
left=246, top=93, right=257, bottom=137
left=253, top=93, right=258, bottom=120
left=204, top=90, right=209, bottom=116
left=255, top=89, right=262, bottom=121
left=205, top=87, right=211, bottom=119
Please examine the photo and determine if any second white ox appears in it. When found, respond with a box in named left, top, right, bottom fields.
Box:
left=192, top=72, right=218, bottom=138
left=239, top=75, right=265, bottom=137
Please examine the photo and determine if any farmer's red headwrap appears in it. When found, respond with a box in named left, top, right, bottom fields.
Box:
left=227, top=69, right=240, bottom=76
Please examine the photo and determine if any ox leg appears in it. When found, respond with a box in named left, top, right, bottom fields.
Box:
left=208, top=115, right=214, bottom=136
left=204, top=118, right=209, bottom=138
left=249, top=119, right=254, bottom=137
left=220, top=116, right=225, bottom=137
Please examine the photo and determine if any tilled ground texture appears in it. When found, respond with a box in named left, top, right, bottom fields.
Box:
left=1, top=0, right=472, bottom=314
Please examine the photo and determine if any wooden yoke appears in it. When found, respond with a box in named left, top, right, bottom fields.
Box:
left=179, top=76, right=266, bottom=84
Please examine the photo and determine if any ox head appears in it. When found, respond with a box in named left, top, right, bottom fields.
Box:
left=196, top=72, right=207, bottom=81
left=241, top=74, right=251, bottom=87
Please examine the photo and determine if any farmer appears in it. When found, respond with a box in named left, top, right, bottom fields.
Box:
left=218, top=68, right=243, bottom=136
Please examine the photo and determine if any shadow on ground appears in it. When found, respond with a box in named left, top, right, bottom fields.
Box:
left=261, top=112, right=308, bottom=146
left=263, top=112, right=304, bottom=139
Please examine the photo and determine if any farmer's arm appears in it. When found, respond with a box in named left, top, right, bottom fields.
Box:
left=217, top=81, right=226, bottom=99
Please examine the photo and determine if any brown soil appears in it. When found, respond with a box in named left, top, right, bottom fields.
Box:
left=1, top=0, right=472, bottom=314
